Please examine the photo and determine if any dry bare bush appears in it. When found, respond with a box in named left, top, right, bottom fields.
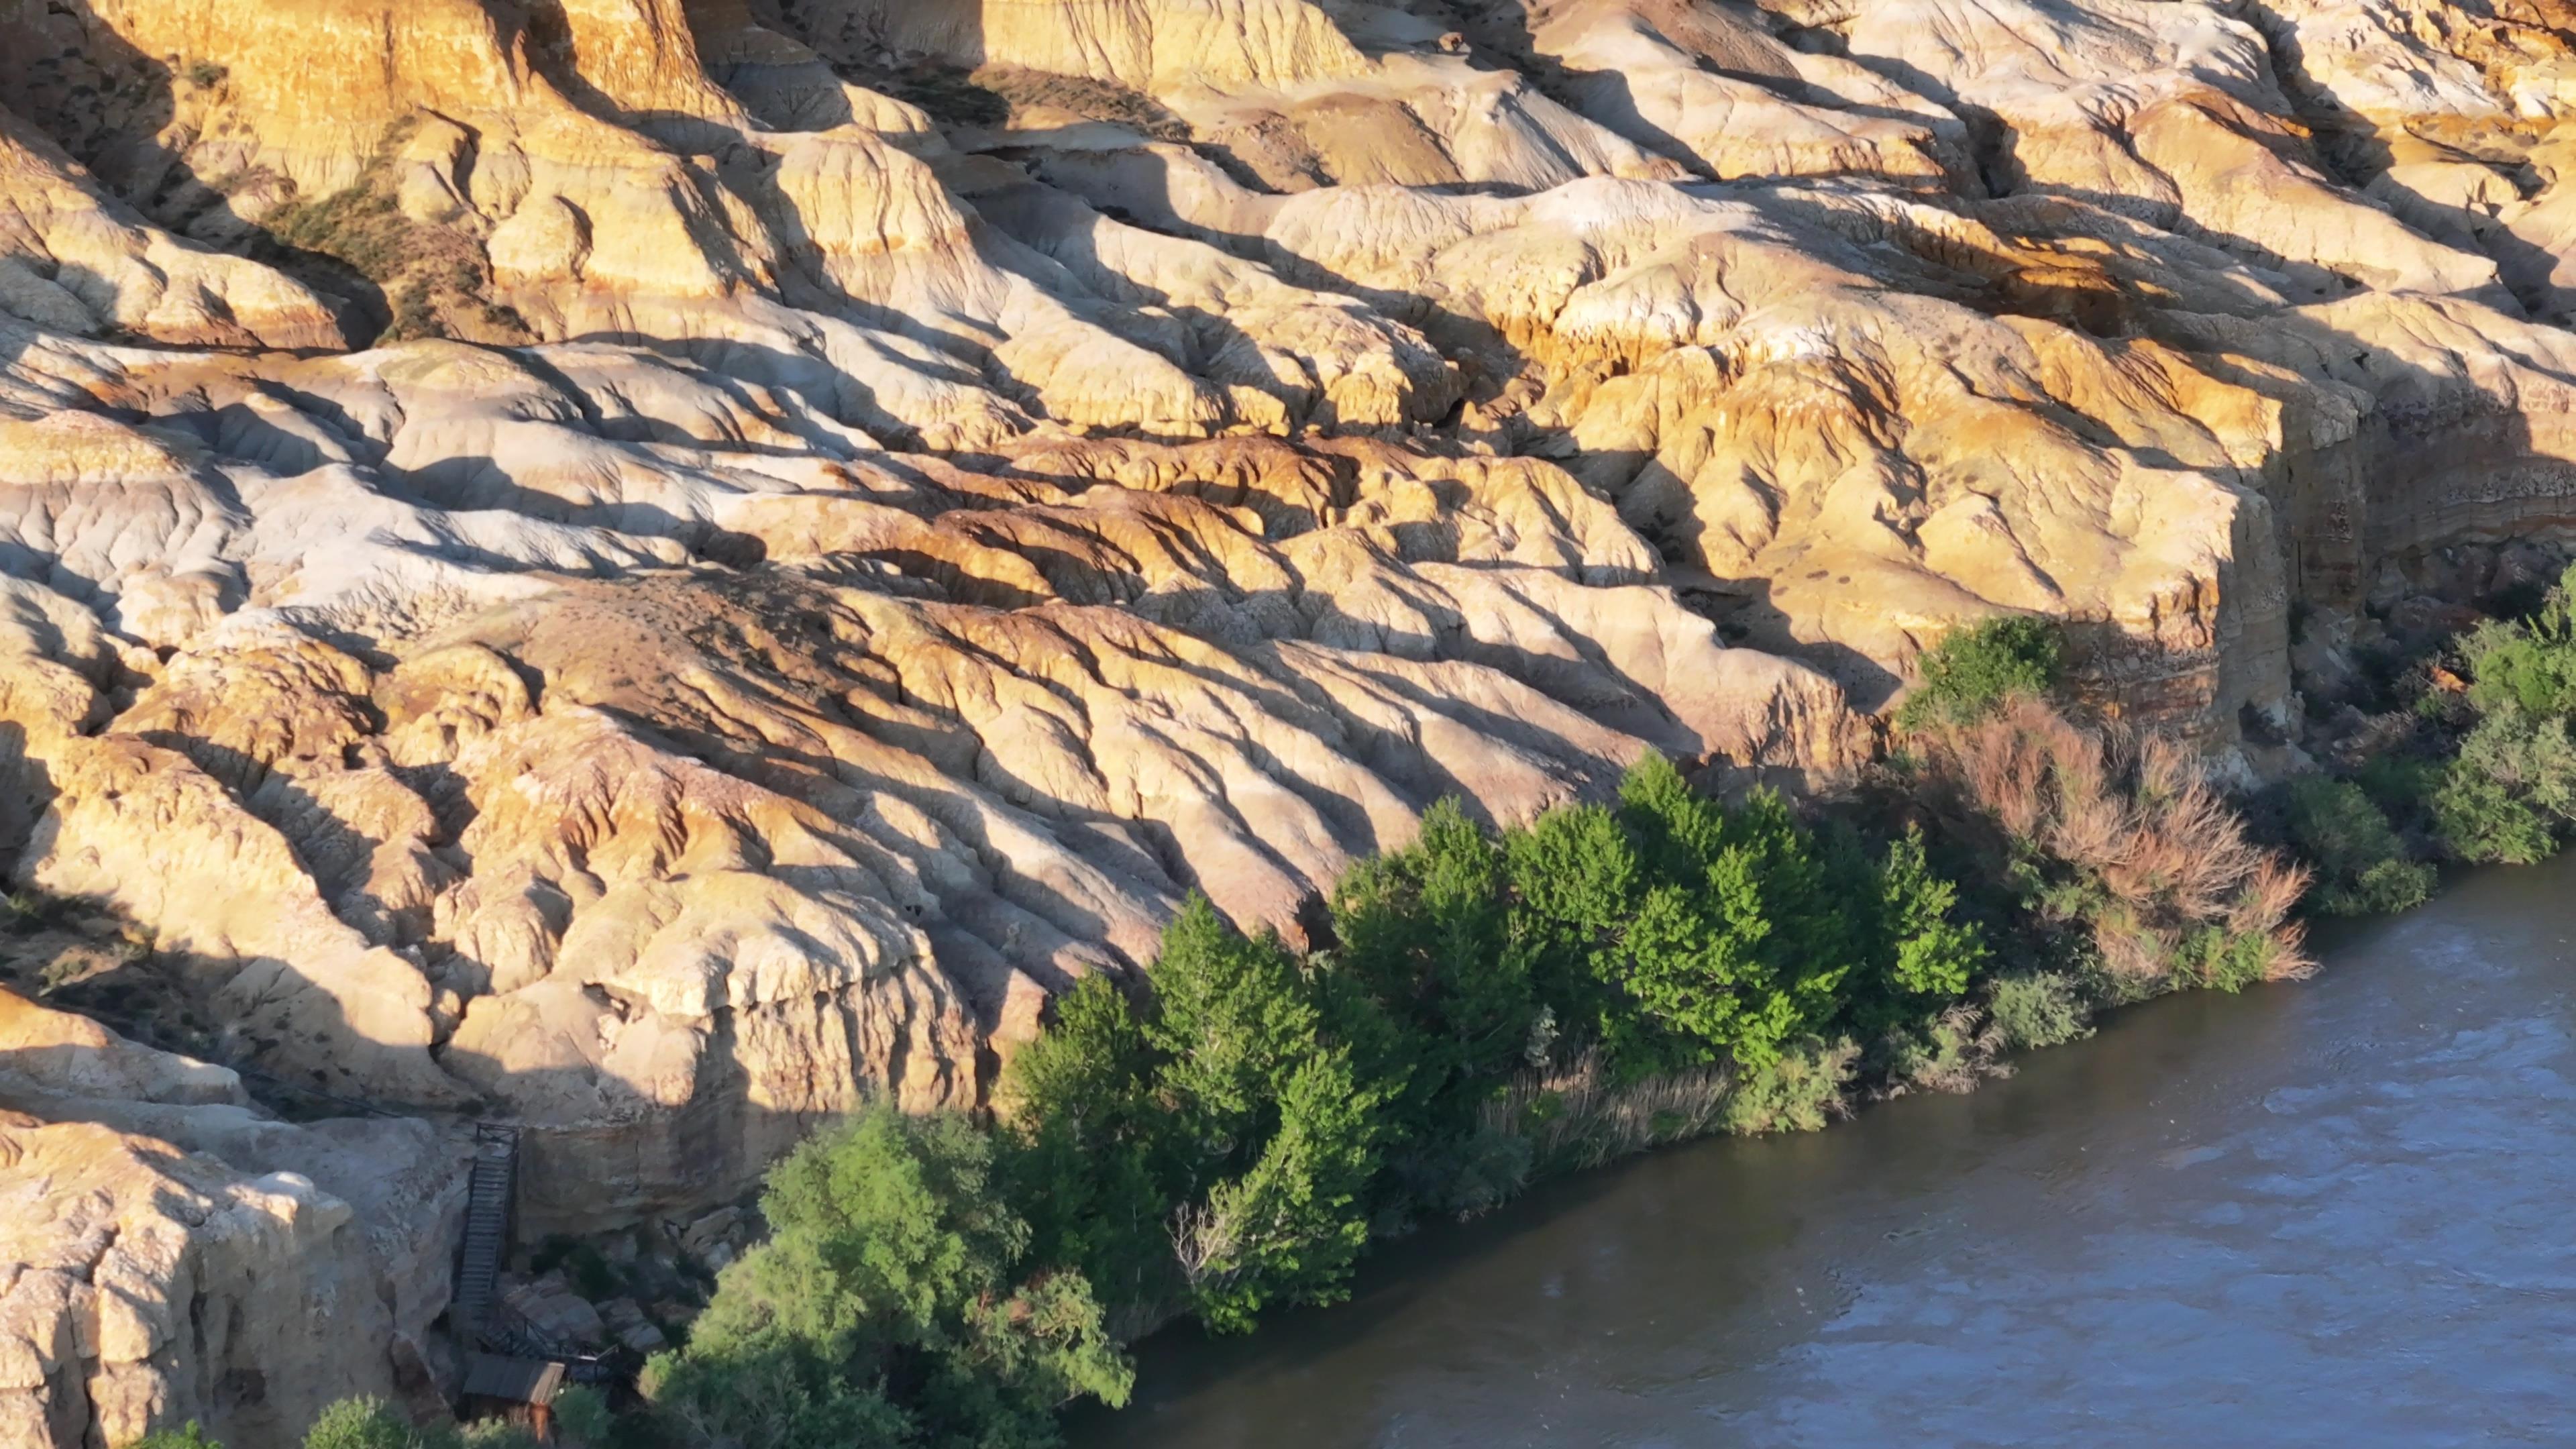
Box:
left=1889, top=1002, right=2012, bottom=1095
left=1169, top=1199, right=1242, bottom=1295
left=1474, top=1038, right=1862, bottom=1169
left=1917, top=699, right=2313, bottom=988
left=1476, top=1049, right=1735, bottom=1171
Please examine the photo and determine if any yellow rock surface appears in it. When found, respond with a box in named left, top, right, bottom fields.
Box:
left=1, top=0, right=2575, bottom=1438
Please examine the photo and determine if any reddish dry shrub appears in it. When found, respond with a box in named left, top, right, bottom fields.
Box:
left=1918, top=699, right=2312, bottom=983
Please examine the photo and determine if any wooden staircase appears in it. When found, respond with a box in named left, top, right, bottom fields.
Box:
left=453, top=1123, right=625, bottom=1384
left=456, top=1122, right=519, bottom=1345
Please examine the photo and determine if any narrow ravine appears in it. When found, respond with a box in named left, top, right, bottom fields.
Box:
left=1074, top=855, right=2576, bottom=1447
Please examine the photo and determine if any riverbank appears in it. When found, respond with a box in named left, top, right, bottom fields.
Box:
left=560, top=574, right=2576, bottom=1447
left=1071, top=852, right=2576, bottom=1446
left=602, top=608, right=2449, bottom=1446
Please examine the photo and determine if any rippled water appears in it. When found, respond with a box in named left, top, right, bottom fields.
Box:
left=1071, top=855, right=2576, bottom=1448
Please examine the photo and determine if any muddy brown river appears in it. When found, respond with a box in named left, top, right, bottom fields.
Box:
left=1071, top=855, right=2576, bottom=1447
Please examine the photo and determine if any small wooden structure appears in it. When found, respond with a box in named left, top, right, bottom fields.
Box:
left=462, top=1353, right=565, bottom=1442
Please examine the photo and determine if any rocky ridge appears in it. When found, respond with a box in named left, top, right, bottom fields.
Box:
left=5, top=0, right=2576, bottom=1440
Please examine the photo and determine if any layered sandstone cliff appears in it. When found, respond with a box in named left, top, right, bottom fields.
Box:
left=0, top=991, right=464, bottom=1449
left=5, top=0, right=2576, bottom=1440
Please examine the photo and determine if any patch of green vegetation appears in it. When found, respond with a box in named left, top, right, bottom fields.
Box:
left=1897, top=615, right=2065, bottom=731
left=973, top=66, right=1193, bottom=141
left=2396, top=564, right=2576, bottom=865
left=863, top=64, right=1008, bottom=127
left=182, top=60, right=227, bottom=89
left=637, top=1105, right=1132, bottom=1449
left=1985, top=970, right=2092, bottom=1051
left=259, top=121, right=527, bottom=346
left=551, top=1389, right=614, bottom=1448
left=1722, top=1036, right=1863, bottom=1132
left=851, top=60, right=1190, bottom=140
left=132, top=1425, right=222, bottom=1449
left=985, top=756, right=2000, bottom=1342
left=296, top=1397, right=537, bottom=1449
left=2284, top=776, right=2436, bottom=915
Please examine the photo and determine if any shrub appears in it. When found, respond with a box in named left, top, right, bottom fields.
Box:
left=259, top=119, right=527, bottom=346
left=302, top=1399, right=427, bottom=1449
left=1888, top=1004, right=2006, bottom=1093
left=299, top=1397, right=566, bottom=1449
left=2459, top=570, right=2576, bottom=718
left=1986, top=971, right=2092, bottom=1051
left=1897, top=616, right=2064, bottom=730
left=2457, top=712, right=2576, bottom=818
left=2284, top=776, right=2434, bottom=915
left=2432, top=765, right=2557, bottom=864
left=1913, top=698, right=2312, bottom=985
left=1720, top=1036, right=1860, bottom=1134
left=133, top=1426, right=223, bottom=1449
left=2414, top=564, right=2576, bottom=864
left=2173, top=924, right=2288, bottom=993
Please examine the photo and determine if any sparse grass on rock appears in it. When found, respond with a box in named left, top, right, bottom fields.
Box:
left=258, top=120, right=529, bottom=346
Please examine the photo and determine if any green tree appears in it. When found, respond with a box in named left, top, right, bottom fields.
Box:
left=2457, top=712, right=2576, bottom=824
left=1614, top=751, right=1730, bottom=881
left=997, top=975, right=1178, bottom=1312
left=1721, top=786, right=1866, bottom=1024
left=2432, top=764, right=2557, bottom=864
left=1878, top=827, right=1988, bottom=999
left=1505, top=800, right=1642, bottom=1042
left=133, top=1426, right=223, bottom=1449
left=649, top=1104, right=1131, bottom=1449
left=639, top=1342, right=911, bottom=1449
left=1182, top=1049, right=1389, bottom=1332
left=1144, top=897, right=1322, bottom=1151
left=1328, top=799, right=1533, bottom=1149
left=549, top=1387, right=616, bottom=1449
left=1605, top=853, right=1791, bottom=1075
left=1138, top=895, right=1393, bottom=1329
left=2460, top=568, right=2576, bottom=718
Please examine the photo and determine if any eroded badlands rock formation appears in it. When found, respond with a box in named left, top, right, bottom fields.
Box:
left=7, top=0, right=2576, bottom=1439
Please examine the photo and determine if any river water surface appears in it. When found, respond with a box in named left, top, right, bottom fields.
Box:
left=1070, top=854, right=2576, bottom=1447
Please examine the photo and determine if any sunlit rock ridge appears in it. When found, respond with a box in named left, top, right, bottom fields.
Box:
left=5, top=0, right=2576, bottom=1440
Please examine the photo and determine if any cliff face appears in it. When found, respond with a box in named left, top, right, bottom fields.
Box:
left=0, top=991, right=466, bottom=1449
left=4, top=0, right=2576, bottom=1438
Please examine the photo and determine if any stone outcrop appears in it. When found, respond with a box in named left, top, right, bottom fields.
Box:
left=0, top=991, right=466, bottom=1449
left=6, top=0, right=2576, bottom=1440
